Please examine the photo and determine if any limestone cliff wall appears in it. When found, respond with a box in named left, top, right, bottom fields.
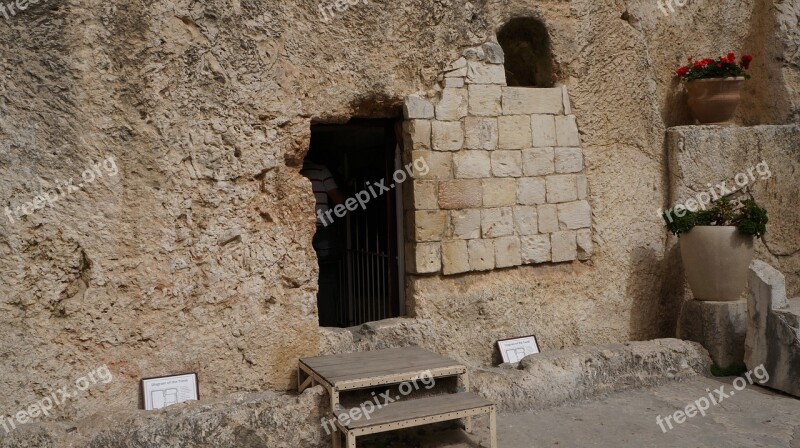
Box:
left=0, top=0, right=797, bottom=420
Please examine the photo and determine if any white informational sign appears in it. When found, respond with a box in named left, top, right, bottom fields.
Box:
left=497, top=336, right=540, bottom=363
left=141, top=373, right=199, bottom=410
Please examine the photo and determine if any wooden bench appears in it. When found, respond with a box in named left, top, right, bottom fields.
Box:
left=298, top=347, right=496, bottom=447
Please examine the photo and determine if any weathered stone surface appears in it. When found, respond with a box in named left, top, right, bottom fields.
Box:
left=551, top=231, right=577, bottom=263
left=411, top=150, right=452, bottom=180
left=554, top=147, right=584, bottom=174
left=498, top=115, right=532, bottom=150
left=513, top=206, right=538, bottom=236
left=464, top=117, right=498, bottom=150
left=745, top=260, right=800, bottom=397
left=453, top=150, right=491, bottom=178
left=406, top=242, right=441, bottom=274
left=403, top=119, right=432, bottom=151
left=482, top=178, right=517, bottom=207
left=577, top=228, right=593, bottom=261
left=502, top=87, right=563, bottom=115
left=405, top=95, right=435, bottom=119
left=468, top=85, right=502, bottom=116
left=557, top=200, right=591, bottom=230
left=494, top=236, right=521, bottom=268
left=431, top=121, right=464, bottom=151
left=468, top=239, right=495, bottom=271
left=677, top=299, right=748, bottom=369
left=531, top=114, right=557, bottom=147
left=410, top=180, right=438, bottom=210
left=442, top=77, right=465, bottom=89
left=436, top=88, right=468, bottom=121
left=546, top=175, right=578, bottom=204
left=442, top=240, right=470, bottom=275
left=482, top=42, right=505, bottom=64
left=451, top=209, right=482, bottom=239
left=576, top=174, right=589, bottom=200
left=482, top=207, right=514, bottom=238
left=521, top=234, right=551, bottom=264
left=517, top=177, right=547, bottom=205
left=537, top=204, right=559, bottom=234
left=466, top=62, right=506, bottom=84
left=491, top=150, right=523, bottom=177
left=408, top=210, right=446, bottom=242
left=438, top=180, right=482, bottom=209
left=522, top=147, right=555, bottom=176
left=555, top=115, right=581, bottom=147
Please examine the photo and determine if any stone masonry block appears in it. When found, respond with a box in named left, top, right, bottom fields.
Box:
left=464, top=117, right=498, bottom=150
left=555, top=115, right=581, bottom=147
left=554, top=147, right=583, bottom=174
left=577, top=174, right=588, bottom=200
left=482, top=178, right=517, bottom=207
left=561, top=85, right=572, bottom=115
left=521, top=234, right=551, bottom=264
left=405, top=242, right=441, bottom=274
left=531, top=114, right=557, bottom=147
left=513, top=205, right=538, bottom=235
left=466, top=62, right=506, bottom=84
left=522, top=147, right=555, bottom=176
left=404, top=95, right=434, bottom=119
left=502, top=87, right=563, bottom=115
left=498, top=115, right=532, bottom=150
left=495, top=236, right=522, bottom=268
left=482, top=207, right=514, bottom=238
left=557, top=200, right=592, bottom=230
left=468, top=85, right=502, bottom=116
left=482, top=42, right=505, bottom=64
left=491, top=150, right=523, bottom=177
left=432, top=121, right=464, bottom=151
left=546, top=175, right=578, bottom=204
left=438, top=179, right=482, bottom=209
left=411, top=150, right=451, bottom=180
left=551, top=231, right=577, bottom=263
left=517, top=177, right=546, bottom=205
left=403, top=120, right=431, bottom=151
left=407, top=210, right=447, bottom=242
left=468, top=239, right=495, bottom=271
left=442, top=240, right=469, bottom=275
left=537, top=204, right=558, bottom=234
left=442, top=77, right=464, bottom=88
left=577, top=228, right=592, bottom=260
left=453, top=150, right=491, bottom=178
left=678, top=299, right=747, bottom=369
left=436, top=88, right=468, bottom=121
left=451, top=209, right=481, bottom=239
left=411, top=180, right=438, bottom=210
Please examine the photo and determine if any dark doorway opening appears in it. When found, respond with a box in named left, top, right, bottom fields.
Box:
left=497, top=17, right=557, bottom=87
left=306, top=119, right=404, bottom=328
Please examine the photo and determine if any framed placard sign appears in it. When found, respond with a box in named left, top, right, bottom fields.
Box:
left=497, top=335, right=540, bottom=363
left=141, top=373, right=199, bottom=410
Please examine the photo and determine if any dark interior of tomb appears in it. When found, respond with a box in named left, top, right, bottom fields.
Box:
left=498, top=17, right=557, bottom=87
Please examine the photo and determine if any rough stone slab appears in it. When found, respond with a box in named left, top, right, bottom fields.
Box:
left=404, top=95, right=435, bottom=119
left=555, top=115, right=581, bottom=147
left=498, top=115, right=533, bottom=150
left=561, top=85, right=572, bottom=115
left=554, top=147, right=583, bottom=174
left=522, top=147, right=555, bottom=176
left=551, top=230, right=577, bottom=262
left=531, top=114, right=557, bottom=147
left=438, top=179, right=482, bottom=209
left=410, top=180, right=438, bottom=210
left=513, top=205, right=538, bottom=236
left=491, top=150, right=523, bottom=177
left=537, top=204, right=558, bottom=234
left=468, top=85, right=502, bottom=116
left=442, top=240, right=470, bottom=275
left=468, top=239, right=495, bottom=271
left=677, top=299, right=747, bottom=369
left=517, top=177, right=546, bottom=205
left=403, top=119, right=431, bottom=151
left=482, top=178, right=517, bottom=207
left=408, top=210, right=447, bottom=242
left=436, top=88, right=468, bottom=121
left=464, top=117, right=498, bottom=150
left=450, top=209, right=481, bottom=239
left=521, top=234, right=551, bottom=264
left=502, top=87, right=563, bottom=115
left=453, top=150, right=491, bottom=178
left=577, top=228, right=593, bottom=261
left=494, top=235, right=522, bottom=268
left=482, top=207, right=514, bottom=238
left=411, top=150, right=451, bottom=180
left=557, top=200, right=591, bottom=230
left=442, top=77, right=464, bottom=88
left=745, top=260, right=800, bottom=397
left=406, top=242, right=441, bottom=274
left=466, top=62, right=506, bottom=84
left=431, top=121, right=464, bottom=151
left=482, top=42, right=505, bottom=64
left=546, top=175, right=578, bottom=204
left=576, top=174, right=588, bottom=200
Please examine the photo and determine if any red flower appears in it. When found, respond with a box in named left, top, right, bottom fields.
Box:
left=675, top=66, right=690, bottom=77
left=741, top=54, right=753, bottom=69
left=727, top=52, right=736, bottom=63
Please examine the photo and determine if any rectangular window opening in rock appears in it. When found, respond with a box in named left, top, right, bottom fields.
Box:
left=306, top=120, right=405, bottom=328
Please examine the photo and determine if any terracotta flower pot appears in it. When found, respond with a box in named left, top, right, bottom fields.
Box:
left=685, top=77, right=746, bottom=124
left=679, top=226, right=754, bottom=301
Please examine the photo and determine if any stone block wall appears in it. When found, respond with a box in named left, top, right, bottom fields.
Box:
left=402, top=47, right=592, bottom=276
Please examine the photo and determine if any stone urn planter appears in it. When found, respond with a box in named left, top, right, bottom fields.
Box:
left=679, top=226, right=754, bottom=301
left=685, top=77, right=746, bottom=124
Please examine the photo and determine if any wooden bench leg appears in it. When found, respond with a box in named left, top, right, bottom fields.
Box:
left=346, top=431, right=357, bottom=448
left=459, top=372, right=473, bottom=433
left=489, top=408, right=497, bottom=448
left=332, top=429, right=342, bottom=448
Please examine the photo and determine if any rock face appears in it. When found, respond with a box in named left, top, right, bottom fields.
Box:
left=745, top=260, right=800, bottom=397
left=677, top=300, right=748, bottom=369
left=0, top=0, right=798, bottom=424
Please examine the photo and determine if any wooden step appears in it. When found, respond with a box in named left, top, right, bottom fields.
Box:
left=336, top=392, right=494, bottom=435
